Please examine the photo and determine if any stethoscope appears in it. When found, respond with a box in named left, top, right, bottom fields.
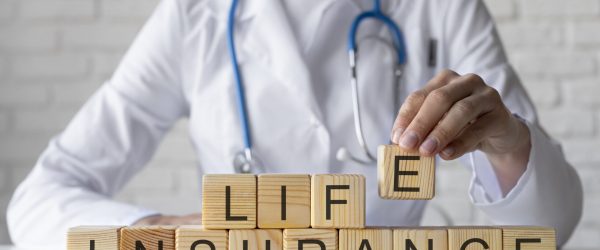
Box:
left=228, top=0, right=407, bottom=173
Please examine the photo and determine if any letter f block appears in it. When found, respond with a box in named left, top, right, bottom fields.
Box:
left=202, top=174, right=257, bottom=229
left=310, top=174, right=365, bottom=228
left=377, top=145, right=435, bottom=200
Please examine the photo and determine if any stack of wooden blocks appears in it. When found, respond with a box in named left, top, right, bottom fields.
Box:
left=68, top=145, right=556, bottom=250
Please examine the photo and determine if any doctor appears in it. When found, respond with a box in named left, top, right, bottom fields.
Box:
left=7, top=0, right=582, bottom=247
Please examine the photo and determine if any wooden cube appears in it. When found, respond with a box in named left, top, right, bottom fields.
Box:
left=448, top=227, right=502, bottom=250
left=283, top=229, right=337, bottom=250
left=202, top=174, right=257, bottom=229
left=393, top=227, right=447, bottom=250
left=175, top=226, right=228, bottom=250
left=120, top=226, right=177, bottom=250
left=67, top=226, right=121, bottom=250
left=258, top=174, right=311, bottom=228
left=339, top=228, right=392, bottom=250
left=311, top=174, right=365, bottom=228
left=502, top=226, right=556, bottom=250
left=229, top=230, right=283, bottom=250
left=377, top=145, right=435, bottom=200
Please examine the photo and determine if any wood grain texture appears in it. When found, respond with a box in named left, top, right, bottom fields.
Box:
left=311, top=174, right=365, bottom=228
left=67, top=226, right=121, bottom=250
left=120, top=226, right=177, bottom=250
left=339, top=228, right=392, bottom=250
left=502, top=226, right=556, bottom=250
left=377, top=145, right=435, bottom=200
left=258, top=174, right=311, bottom=228
left=175, top=225, right=228, bottom=250
left=393, top=227, right=447, bottom=250
left=448, top=227, right=502, bottom=250
left=283, top=229, right=337, bottom=250
left=202, top=174, right=257, bottom=229
left=229, top=229, right=283, bottom=250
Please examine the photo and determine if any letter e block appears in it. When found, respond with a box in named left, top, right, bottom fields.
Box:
left=393, top=228, right=447, bottom=250
left=502, top=226, right=556, bottom=250
left=311, top=174, right=365, bottom=228
left=339, top=229, right=392, bottom=250
left=258, top=174, right=311, bottom=228
left=175, top=226, right=228, bottom=250
left=377, top=145, right=435, bottom=200
left=448, top=227, right=502, bottom=250
left=283, top=229, right=337, bottom=250
left=229, top=230, right=283, bottom=250
left=121, top=226, right=177, bottom=250
left=68, top=226, right=121, bottom=250
left=202, top=174, right=257, bottom=229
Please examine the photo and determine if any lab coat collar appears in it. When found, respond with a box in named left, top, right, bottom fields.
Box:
left=207, top=0, right=334, bottom=122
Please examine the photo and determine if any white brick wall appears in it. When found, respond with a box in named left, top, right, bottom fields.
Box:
left=0, top=0, right=599, bottom=249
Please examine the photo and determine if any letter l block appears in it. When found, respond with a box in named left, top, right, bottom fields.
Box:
left=202, top=174, right=257, bottom=229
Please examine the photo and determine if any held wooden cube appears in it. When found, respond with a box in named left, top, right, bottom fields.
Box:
left=377, top=145, right=435, bottom=200
left=258, top=174, right=311, bottom=228
left=120, top=226, right=177, bottom=250
left=393, top=227, right=447, bottom=250
left=67, top=226, right=121, bottom=250
left=283, top=229, right=338, bottom=250
left=311, top=174, right=365, bottom=228
left=175, top=226, right=228, bottom=250
left=448, top=227, right=502, bottom=250
left=229, top=230, right=283, bottom=250
left=339, top=228, right=392, bottom=250
left=502, top=226, right=556, bottom=250
left=202, top=174, right=257, bottom=229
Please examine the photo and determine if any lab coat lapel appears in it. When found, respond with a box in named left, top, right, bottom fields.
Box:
left=240, top=0, right=324, bottom=121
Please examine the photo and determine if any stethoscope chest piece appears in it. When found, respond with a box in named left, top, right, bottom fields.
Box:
left=233, top=149, right=264, bottom=173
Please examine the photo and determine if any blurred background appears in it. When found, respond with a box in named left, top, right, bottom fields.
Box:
left=0, top=0, right=598, bottom=249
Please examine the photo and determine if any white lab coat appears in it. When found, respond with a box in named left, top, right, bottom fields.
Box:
left=7, top=0, right=582, bottom=247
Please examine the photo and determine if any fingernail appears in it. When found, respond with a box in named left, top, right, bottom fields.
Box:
left=391, top=128, right=404, bottom=144
left=399, top=131, right=419, bottom=149
left=442, top=146, right=455, bottom=157
left=420, top=137, right=438, bottom=155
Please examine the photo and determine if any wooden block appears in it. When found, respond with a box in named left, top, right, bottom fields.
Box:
left=393, top=227, right=447, bottom=250
left=229, top=229, right=283, bottom=250
left=67, top=226, right=121, bottom=250
left=120, top=226, right=177, bottom=250
left=175, top=225, right=228, bottom=250
left=202, top=174, right=257, bottom=229
left=311, top=174, right=365, bottom=228
left=339, top=228, right=392, bottom=250
left=502, top=226, right=556, bottom=250
left=448, top=227, right=502, bottom=250
left=283, top=229, right=337, bottom=250
left=377, top=145, right=435, bottom=200
left=258, top=174, right=311, bottom=228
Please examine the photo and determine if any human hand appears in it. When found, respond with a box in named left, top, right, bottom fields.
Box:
left=390, top=69, right=530, bottom=161
left=133, top=213, right=202, bottom=225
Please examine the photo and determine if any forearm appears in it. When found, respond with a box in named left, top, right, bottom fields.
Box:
left=485, top=118, right=531, bottom=196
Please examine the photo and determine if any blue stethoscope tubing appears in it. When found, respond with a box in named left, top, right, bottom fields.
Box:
left=228, top=0, right=407, bottom=173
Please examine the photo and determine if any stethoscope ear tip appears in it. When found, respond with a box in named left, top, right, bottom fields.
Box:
left=336, top=147, right=350, bottom=162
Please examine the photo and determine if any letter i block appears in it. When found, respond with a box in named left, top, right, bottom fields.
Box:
left=67, top=226, right=121, bottom=250
left=120, top=226, right=177, bottom=250
left=448, top=227, right=502, bottom=250
left=311, top=174, right=365, bottom=228
left=202, top=174, right=257, bottom=229
left=229, top=230, right=283, bottom=250
left=502, top=226, right=556, bottom=250
left=283, top=229, right=337, bottom=250
left=393, top=228, right=447, bottom=250
left=175, top=226, right=228, bottom=250
left=377, top=145, right=435, bottom=200
left=339, top=229, right=392, bottom=250
left=258, top=174, right=311, bottom=228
